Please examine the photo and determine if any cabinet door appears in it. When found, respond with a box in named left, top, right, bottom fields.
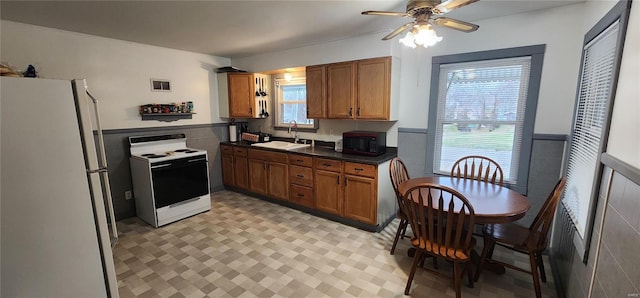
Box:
left=306, top=65, right=326, bottom=119
left=221, top=154, right=234, bottom=186
left=267, top=162, right=288, bottom=201
left=344, top=175, right=377, bottom=224
left=234, top=156, right=249, bottom=189
left=228, top=73, right=255, bottom=118
left=327, top=62, right=356, bottom=119
left=314, top=170, right=342, bottom=215
left=248, top=159, right=267, bottom=195
left=357, top=57, right=390, bottom=120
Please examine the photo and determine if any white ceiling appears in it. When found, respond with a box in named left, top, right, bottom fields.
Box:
left=1, top=0, right=583, bottom=59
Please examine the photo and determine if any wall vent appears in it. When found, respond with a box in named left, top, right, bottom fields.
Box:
left=150, top=79, right=171, bottom=92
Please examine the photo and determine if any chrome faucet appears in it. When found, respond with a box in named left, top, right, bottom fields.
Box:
left=288, top=120, right=299, bottom=144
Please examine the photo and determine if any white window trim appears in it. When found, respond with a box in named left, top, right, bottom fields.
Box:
left=273, top=77, right=315, bottom=129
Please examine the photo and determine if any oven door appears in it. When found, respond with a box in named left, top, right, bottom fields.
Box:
left=150, top=155, right=209, bottom=209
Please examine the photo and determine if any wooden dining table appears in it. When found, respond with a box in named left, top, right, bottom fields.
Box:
left=397, top=176, right=531, bottom=275
left=398, top=176, right=531, bottom=224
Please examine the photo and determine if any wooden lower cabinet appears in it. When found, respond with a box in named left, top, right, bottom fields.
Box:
left=222, top=145, right=249, bottom=190
left=234, top=156, right=249, bottom=189
left=267, top=162, right=288, bottom=200
left=290, top=184, right=314, bottom=208
left=221, top=154, right=234, bottom=186
left=343, top=175, right=377, bottom=224
left=248, top=159, right=267, bottom=195
left=315, top=170, right=343, bottom=215
left=223, top=145, right=391, bottom=229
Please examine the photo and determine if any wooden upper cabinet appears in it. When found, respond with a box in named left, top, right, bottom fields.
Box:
left=306, top=65, right=327, bottom=119
left=228, top=73, right=255, bottom=118
left=327, top=62, right=356, bottom=119
left=357, top=57, right=391, bottom=120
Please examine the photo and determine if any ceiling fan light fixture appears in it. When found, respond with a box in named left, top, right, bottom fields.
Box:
left=412, top=24, right=443, bottom=47
left=399, top=31, right=417, bottom=48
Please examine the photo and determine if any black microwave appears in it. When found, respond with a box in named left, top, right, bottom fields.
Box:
left=342, top=131, right=386, bottom=156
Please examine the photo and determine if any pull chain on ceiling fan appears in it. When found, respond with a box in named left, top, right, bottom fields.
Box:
left=362, top=0, right=480, bottom=48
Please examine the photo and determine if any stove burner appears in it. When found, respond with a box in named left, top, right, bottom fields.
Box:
left=174, top=149, right=198, bottom=153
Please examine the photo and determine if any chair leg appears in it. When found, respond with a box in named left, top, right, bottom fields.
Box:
left=474, top=236, right=495, bottom=282
left=401, top=219, right=409, bottom=239
left=390, top=219, right=406, bottom=255
left=453, top=261, right=462, bottom=298
left=466, top=262, right=474, bottom=288
left=404, top=250, right=424, bottom=295
left=529, top=252, right=542, bottom=298
left=537, top=252, right=547, bottom=283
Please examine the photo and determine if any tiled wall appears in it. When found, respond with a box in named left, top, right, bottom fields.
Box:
left=397, top=129, right=566, bottom=227
left=551, top=154, right=640, bottom=297
left=102, top=123, right=228, bottom=219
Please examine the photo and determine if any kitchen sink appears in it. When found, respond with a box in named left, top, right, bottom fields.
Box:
left=251, top=141, right=310, bottom=151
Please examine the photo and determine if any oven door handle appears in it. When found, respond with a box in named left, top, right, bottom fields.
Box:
left=151, top=163, right=172, bottom=169
left=188, top=158, right=207, bottom=163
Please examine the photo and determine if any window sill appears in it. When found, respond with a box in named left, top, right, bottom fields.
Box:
left=273, top=126, right=318, bottom=133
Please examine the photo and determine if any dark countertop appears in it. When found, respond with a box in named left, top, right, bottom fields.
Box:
left=221, top=141, right=397, bottom=165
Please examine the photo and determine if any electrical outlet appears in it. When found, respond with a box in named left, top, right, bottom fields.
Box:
left=125, top=190, right=133, bottom=200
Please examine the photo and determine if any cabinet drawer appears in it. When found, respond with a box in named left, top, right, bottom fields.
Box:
left=290, top=165, right=313, bottom=187
left=248, top=148, right=288, bottom=163
left=314, top=158, right=342, bottom=173
left=289, top=154, right=312, bottom=167
left=233, top=147, right=248, bottom=157
left=290, top=184, right=314, bottom=208
left=221, top=145, right=233, bottom=155
left=344, top=162, right=376, bottom=178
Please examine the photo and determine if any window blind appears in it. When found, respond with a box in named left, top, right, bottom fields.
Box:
left=563, top=21, right=620, bottom=238
left=433, top=57, right=532, bottom=184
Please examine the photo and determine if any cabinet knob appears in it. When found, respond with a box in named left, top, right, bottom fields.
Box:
left=296, top=174, right=304, bottom=178
left=349, top=107, right=353, bottom=117
left=337, top=176, right=340, bottom=185
left=357, top=107, right=360, bottom=117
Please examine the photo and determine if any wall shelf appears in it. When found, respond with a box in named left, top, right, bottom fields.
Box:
left=140, top=113, right=195, bottom=122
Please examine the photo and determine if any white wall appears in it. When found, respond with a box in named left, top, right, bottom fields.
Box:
left=606, top=1, right=640, bottom=169
left=397, top=3, right=595, bottom=133
left=233, top=2, right=604, bottom=145
left=1, top=20, right=231, bottom=129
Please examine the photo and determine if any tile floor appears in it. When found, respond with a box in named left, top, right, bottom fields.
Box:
left=114, top=191, right=557, bottom=297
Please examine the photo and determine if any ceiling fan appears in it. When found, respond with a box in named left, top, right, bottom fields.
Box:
left=362, top=0, right=480, bottom=44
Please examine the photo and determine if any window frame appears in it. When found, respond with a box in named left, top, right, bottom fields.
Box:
left=272, top=77, right=318, bottom=132
left=562, top=0, right=631, bottom=262
left=426, top=45, right=546, bottom=195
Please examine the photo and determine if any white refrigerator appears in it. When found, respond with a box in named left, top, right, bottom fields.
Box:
left=1, top=77, right=119, bottom=297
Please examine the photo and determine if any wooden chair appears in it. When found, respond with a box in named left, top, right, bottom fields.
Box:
left=402, top=182, right=476, bottom=297
left=451, top=155, right=504, bottom=186
left=473, top=178, right=566, bottom=298
left=389, top=158, right=410, bottom=255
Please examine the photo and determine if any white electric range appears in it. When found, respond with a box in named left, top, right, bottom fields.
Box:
left=129, top=134, right=211, bottom=227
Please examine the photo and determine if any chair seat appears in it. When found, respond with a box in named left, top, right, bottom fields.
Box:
left=483, top=223, right=546, bottom=252
left=411, top=233, right=476, bottom=261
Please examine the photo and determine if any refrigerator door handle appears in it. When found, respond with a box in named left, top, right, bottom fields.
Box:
left=87, top=167, right=108, bottom=174
left=85, top=84, right=119, bottom=247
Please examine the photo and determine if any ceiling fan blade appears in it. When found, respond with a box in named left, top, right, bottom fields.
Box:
left=432, top=17, right=479, bottom=32
left=361, top=10, right=410, bottom=17
left=382, top=22, right=415, bottom=40
left=433, top=0, right=479, bottom=14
